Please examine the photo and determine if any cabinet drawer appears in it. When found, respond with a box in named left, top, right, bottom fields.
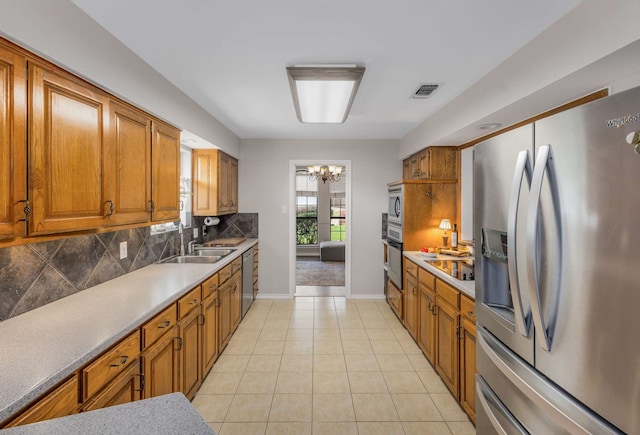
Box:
left=4, top=375, right=78, bottom=428
left=461, top=295, right=476, bottom=322
left=218, top=263, right=232, bottom=285
left=201, top=273, right=219, bottom=300
left=418, top=268, right=435, bottom=290
left=82, top=359, right=141, bottom=412
left=387, top=280, right=403, bottom=319
left=405, top=259, right=418, bottom=279
left=436, top=279, right=460, bottom=309
left=142, top=304, right=177, bottom=349
left=232, top=257, right=242, bottom=274
left=82, top=331, right=141, bottom=400
left=178, top=286, right=201, bottom=320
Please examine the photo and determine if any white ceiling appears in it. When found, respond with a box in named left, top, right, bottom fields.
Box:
left=72, top=0, right=580, bottom=141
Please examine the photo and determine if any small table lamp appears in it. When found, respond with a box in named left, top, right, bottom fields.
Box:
left=439, top=219, right=452, bottom=247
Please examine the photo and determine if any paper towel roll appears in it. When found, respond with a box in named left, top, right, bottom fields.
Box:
left=204, top=216, right=220, bottom=226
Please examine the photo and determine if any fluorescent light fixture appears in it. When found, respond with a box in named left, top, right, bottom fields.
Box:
left=287, top=65, right=365, bottom=124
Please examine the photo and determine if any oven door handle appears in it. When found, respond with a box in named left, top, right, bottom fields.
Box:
left=387, top=240, right=402, bottom=250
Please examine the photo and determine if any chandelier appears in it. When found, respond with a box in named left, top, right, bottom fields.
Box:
left=307, top=165, right=343, bottom=183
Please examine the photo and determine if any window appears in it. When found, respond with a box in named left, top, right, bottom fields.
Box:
left=296, top=174, right=318, bottom=245
left=330, top=176, right=346, bottom=241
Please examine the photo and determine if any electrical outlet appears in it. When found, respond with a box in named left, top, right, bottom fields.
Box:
left=119, top=241, right=127, bottom=259
left=193, top=227, right=198, bottom=238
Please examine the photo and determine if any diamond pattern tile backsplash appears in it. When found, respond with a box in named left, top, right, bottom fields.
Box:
left=0, top=213, right=258, bottom=322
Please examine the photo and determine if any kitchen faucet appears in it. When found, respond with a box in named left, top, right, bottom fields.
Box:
left=188, top=241, right=198, bottom=254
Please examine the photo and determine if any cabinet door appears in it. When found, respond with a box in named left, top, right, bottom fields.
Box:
left=435, top=298, right=459, bottom=399
left=229, top=156, right=238, bottom=212
left=402, top=158, right=412, bottom=180
left=108, top=100, right=151, bottom=226
left=428, top=147, right=457, bottom=180
left=0, top=44, right=27, bottom=239
left=192, top=149, right=218, bottom=216
left=142, top=325, right=179, bottom=399
left=417, top=149, right=429, bottom=179
left=3, top=375, right=78, bottom=428
left=404, top=272, right=418, bottom=340
left=230, top=271, right=242, bottom=331
left=201, top=291, right=219, bottom=377
left=81, top=359, right=142, bottom=412
left=218, top=152, right=231, bottom=213
left=178, top=305, right=201, bottom=400
left=218, top=285, right=232, bottom=351
left=418, top=284, right=436, bottom=364
left=459, top=316, right=476, bottom=423
left=151, top=120, right=180, bottom=222
left=29, top=64, right=109, bottom=235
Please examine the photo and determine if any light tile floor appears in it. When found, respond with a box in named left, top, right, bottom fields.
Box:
left=193, top=297, right=476, bottom=435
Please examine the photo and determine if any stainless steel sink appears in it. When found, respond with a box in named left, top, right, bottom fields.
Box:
left=160, top=255, right=222, bottom=264
left=193, top=248, right=235, bottom=257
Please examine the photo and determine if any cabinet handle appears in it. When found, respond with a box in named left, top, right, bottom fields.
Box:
left=17, top=199, right=30, bottom=222
left=468, top=311, right=475, bottom=318
left=175, top=337, right=183, bottom=350
left=134, top=373, right=145, bottom=392
left=209, top=284, right=217, bottom=290
left=104, top=200, right=115, bottom=217
left=189, top=298, right=199, bottom=305
left=427, top=301, right=433, bottom=311
left=148, top=200, right=155, bottom=213
left=216, top=297, right=221, bottom=307
left=431, top=304, right=437, bottom=316
left=232, top=284, right=237, bottom=293
left=456, top=325, right=462, bottom=340
left=110, top=355, right=129, bottom=367
left=158, top=320, right=171, bottom=329
left=412, top=286, right=416, bottom=296
left=200, top=314, right=206, bottom=325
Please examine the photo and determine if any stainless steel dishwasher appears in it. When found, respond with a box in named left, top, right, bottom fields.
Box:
left=242, top=248, right=254, bottom=317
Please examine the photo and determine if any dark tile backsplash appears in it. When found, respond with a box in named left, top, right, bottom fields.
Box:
left=0, top=213, right=258, bottom=322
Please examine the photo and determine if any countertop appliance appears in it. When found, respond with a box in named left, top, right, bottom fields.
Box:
left=241, top=249, right=254, bottom=317
left=474, top=87, right=640, bottom=434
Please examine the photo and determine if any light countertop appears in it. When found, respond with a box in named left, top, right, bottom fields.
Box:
left=0, top=239, right=257, bottom=425
left=403, top=251, right=475, bottom=299
left=0, top=393, right=214, bottom=435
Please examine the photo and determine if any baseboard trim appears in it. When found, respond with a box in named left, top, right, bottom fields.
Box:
left=255, top=293, right=292, bottom=300
left=348, top=294, right=386, bottom=300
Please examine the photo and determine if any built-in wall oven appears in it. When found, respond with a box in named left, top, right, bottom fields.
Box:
left=387, top=185, right=404, bottom=288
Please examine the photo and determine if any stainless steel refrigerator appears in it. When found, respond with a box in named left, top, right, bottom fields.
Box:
left=474, top=86, right=640, bottom=434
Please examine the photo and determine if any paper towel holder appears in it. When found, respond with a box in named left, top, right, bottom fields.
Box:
left=204, top=216, right=220, bottom=226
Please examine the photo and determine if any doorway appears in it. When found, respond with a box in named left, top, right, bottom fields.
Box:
left=289, top=160, right=351, bottom=298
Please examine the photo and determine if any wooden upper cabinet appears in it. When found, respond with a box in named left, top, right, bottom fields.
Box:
left=28, top=64, right=110, bottom=235
left=151, top=120, right=180, bottom=222
left=192, top=149, right=238, bottom=216
left=107, top=100, right=152, bottom=226
left=0, top=43, right=27, bottom=239
left=402, top=146, right=458, bottom=181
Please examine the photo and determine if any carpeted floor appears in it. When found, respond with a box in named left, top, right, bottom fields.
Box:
left=296, top=257, right=345, bottom=286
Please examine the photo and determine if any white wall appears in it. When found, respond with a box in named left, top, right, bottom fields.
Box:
left=400, top=0, right=640, bottom=156
left=0, top=0, right=240, bottom=156
left=239, top=140, right=401, bottom=298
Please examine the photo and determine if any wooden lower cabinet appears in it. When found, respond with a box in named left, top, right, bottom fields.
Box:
left=3, top=375, right=79, bottom=428
left=201, top=291, right=220, bottom=377
left=218, top=282, right=232, bottom=351
left=230, top=270, right=242, bottom=331
left=142, top=325, right=179, bottom=399
left=81, top=360, right=142, bottom=412
left=403, top=265, right=419, bottom=341
left=178, top=305, right=202, bottom=400
left=435, top=296, right=460, bottom=400
left=459, top=295, right=477, bottom=423
left=418, top=282, right=437, bottom=364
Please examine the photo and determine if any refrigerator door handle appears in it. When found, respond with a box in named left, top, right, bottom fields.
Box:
left=527, top=144, right=562, bottom=351
left=476, top=375, right=528, bottom=435
left=507, top=150, right=533, bottom=337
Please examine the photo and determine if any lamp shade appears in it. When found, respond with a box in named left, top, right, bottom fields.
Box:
left=439, top=219, right=452, bottom=231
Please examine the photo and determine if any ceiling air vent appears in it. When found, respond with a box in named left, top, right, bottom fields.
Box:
left=411, top=84, right=439, bottom=99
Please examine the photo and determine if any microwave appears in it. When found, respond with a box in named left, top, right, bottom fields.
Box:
left=388, top=185, right=403, bottom=226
